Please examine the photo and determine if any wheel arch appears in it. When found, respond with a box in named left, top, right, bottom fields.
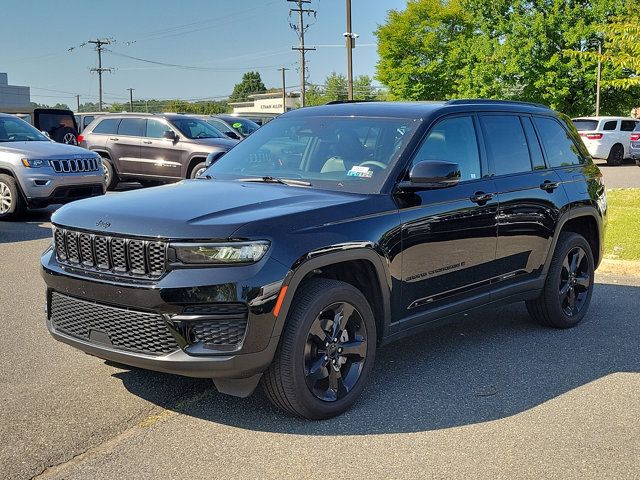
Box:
left=186, top=155, right=209, bottom=179
left=273, top=248, right=392, bottom=344
left=0, top=166, right=27, bottom=201
left=544, top=208, right=603, bottom=274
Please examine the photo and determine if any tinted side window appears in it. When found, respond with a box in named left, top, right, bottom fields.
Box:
left=602, top=120, right=617, bottom=131
left=412, top=116, right=481, bottom=181
left=146, top=119, right=169, bottom=138
left=480, top=115, right=531, bottom=175
left=534, top=117, right=585, bottom=167
left=522, top=117, right=546, bottom=170
left=83, top=116, right=95, bottom=128
left=621, top=120, right=638, bottom=132
left=92, top=118, right=120, bottom=134
left=118, top=118, right=145, bottom=136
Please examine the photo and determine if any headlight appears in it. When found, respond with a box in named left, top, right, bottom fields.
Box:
left=21, top=158, right=48, bottom=168
left=171, top=241, right=270, bottom=264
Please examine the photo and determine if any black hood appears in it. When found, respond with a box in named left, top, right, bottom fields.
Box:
left=51, top=180, right=374, bottom=240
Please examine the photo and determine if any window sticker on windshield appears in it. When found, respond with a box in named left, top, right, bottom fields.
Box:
left=347, top=166, right=373, bottom=178
left=232, top=122, right=243, bottom=129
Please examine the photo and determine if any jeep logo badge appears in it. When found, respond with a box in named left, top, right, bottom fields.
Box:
left=96, top=220, right=111, bottom=229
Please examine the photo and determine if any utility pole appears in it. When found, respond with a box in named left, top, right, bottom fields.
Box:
left=76, top=94, right=81, bottom=112
left=127, top=88, right=135, bottom=112
left=88, top=39, right=113, bottom=112
left=595, top=41, right=602, bottom=116
left=278, top=67, right=289, bottom=113
left=345, top=0, right=355, bottom=100
left=288, top=0, right=316, bottom=107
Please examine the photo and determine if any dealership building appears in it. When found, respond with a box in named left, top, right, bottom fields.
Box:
left=229, top=92, right=299, bottom=122
left=0, top=73, right=31, bottom=113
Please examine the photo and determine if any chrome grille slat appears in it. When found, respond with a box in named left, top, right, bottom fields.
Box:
left=48, top=158, right=101, bottom=173
left=52, top=227, right=166, bottom=279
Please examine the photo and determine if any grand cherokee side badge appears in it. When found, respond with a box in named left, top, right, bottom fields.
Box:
left=96, top=220, right=111, bottom=229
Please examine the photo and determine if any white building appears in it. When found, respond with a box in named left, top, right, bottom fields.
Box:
left=0, top=73, right=31, bottom=113
left=230, top=92, right=299, bottom=121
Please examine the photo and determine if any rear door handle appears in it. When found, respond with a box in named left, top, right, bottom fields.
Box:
left=470, top=192, right=494, bottom=204
left=108, top=137, right=119, bottom=141
left=540, top=180, right=560, bottom=191
left=143, top=140, right=152, bottom=144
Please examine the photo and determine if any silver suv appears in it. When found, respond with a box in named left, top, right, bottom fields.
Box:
left=0, top=113, right=105, bottom=220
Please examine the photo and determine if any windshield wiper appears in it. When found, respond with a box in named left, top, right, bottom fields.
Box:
left=238, top=176, right=312, bottom=187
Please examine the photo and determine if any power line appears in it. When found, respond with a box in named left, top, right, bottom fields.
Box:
left=288, top=0, right=316, bottom=107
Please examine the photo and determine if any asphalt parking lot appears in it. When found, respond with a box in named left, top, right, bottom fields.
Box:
left=1, top=191, right=639, bottom=480
left=595, top=158, right=640, bottom=188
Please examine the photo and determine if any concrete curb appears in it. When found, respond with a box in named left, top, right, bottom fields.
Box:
left=598, top=259, right=640, bottom=277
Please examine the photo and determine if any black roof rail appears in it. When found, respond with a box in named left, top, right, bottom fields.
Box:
left=325, top=100, right=378, bottom=105
left=446, top=99, right=549, bottom=109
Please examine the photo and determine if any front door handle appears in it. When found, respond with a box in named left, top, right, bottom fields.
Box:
left=470, top=192, right=494, bottom=204
left=143, top=140, right=152, bottom=144
left=540, top=180, right=560, bottom=192
left=108, top=137, right=119, bottom=141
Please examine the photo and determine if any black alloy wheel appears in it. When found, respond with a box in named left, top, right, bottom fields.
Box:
left=304, top=301, right=368, bottom=402
left=262, top=278, right=377, bottom=419
left=526, top=232, right=594, bottom=328
left=559, top=246, right=591, bottom=317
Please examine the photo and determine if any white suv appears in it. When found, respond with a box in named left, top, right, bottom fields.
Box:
left=572, top=116, right=639, bottom=165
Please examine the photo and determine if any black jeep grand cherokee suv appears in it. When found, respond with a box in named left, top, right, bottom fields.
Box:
left=42, top=100, right=607, bottom=419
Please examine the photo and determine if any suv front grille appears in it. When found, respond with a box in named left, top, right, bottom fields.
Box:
left=49, top=158, right=100, bottom=173
left=53, top=227, right=167, bottom=278
left=50, top=293, right=179, bottom=356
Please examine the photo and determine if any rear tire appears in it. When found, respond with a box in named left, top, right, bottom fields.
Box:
left=526, top=232, right=594, bottom=328
left=606, top=144, right=624, bottom=166
left=262, top=278, right=377, bottom=419
left=101, top=157, right=119, bottom=191
left=0, top=174, right=26, bottom=221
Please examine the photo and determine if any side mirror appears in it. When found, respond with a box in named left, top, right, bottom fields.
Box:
left=225, top=131, right=241, bottom=140
left=398, top=161, right=461, bottom=190
left=163, top=130, right=177, bottom=141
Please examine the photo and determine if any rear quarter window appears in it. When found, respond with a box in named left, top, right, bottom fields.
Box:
left=621, top=120, right=638, bottom=132
left=534, top=117, right=586, bottom=167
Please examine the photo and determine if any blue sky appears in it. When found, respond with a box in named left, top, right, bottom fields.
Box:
left=0, top=0, right=406, bottom=107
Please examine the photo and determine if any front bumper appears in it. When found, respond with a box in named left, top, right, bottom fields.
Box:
left=41, top=248, right=290, bottom=382
left=18, top=169, right=105, bottom=207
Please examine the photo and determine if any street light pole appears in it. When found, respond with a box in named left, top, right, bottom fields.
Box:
left=596, top=41, right=602, bottom=116
left=345, top=0, right=354, bottom=101
left=278, top=67, right=289, bottom=114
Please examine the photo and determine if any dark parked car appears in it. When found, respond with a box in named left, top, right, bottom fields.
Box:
left=79, top=114, right=238, bottom=189
left=42, top=100, right=606, bottom=419
left=204, top=115, right=260, bottom=139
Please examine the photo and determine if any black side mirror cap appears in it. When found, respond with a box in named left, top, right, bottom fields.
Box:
left=398, top=160, right=461, bottom=190
left=163, top=130, right=177, bottom=140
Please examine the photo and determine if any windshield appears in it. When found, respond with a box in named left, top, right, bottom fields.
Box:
left=224, top=117, right=259, bottom=136
left=170, top=117, right=225, bottom=139
left=0, top=116, right=49, bottom=142
left=206, top=115, right=420, bottom=194
left=572, top=119, right=599, bottom=131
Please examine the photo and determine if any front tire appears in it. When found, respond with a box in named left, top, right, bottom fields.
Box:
left=526, top=232, right=595, bottom=328
left=101, top=158, right=119, bottom=191
left=190, top=162, right=207, bottom=179
left=262, top=278, right=377, bottom=419
left=0, top=174, right=26, bottom=221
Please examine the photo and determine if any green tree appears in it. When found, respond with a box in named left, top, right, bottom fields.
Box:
left=375, top=0, right=640, bottom=116
left=353, top=75, right=377, bottom=101
left=229, top=71, right=267, bottom=103
left=566, top=2, right=640, bottom=90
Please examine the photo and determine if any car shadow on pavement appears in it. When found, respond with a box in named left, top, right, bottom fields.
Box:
left=113, top=280, right=639, bottom=434
left=0, top=208, right=55, bottom=244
